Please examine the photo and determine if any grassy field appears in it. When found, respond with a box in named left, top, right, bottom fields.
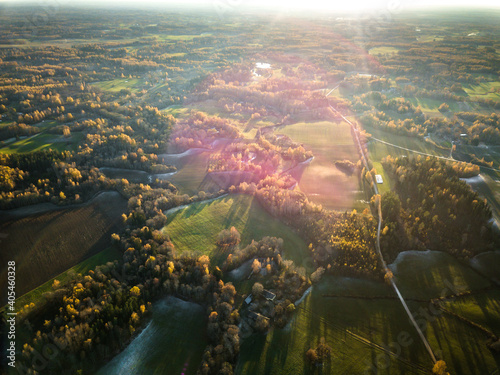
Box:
left=454, top=144, right=500, bottom=170
left=236, top=275, right=422, bottom=375
left=279, top=121, right=354, bottom=148
left=389, top=250, right=491, bottom=300
left=236, top=254, right=500, bottom=375
left=237, top=297, right=422, bottom=375
left=362, top=124, right=500, bottom=225
left=363, top=123, right=450, bottom=162
left=369, top=46, right=400, bottom=56
left=168, top=152, right=211, bottom=195
left=389, top=250, right=499, bottom=373
left=242, top=127, right=259, bottom=139
left=407, top=96, right=461, bottom=116
left=461, top=173, right=500, bottom=222
left=423, top=302, right=498, bottom=375
left=0, top=192, right=127, bottom=298
left=0, top=132, right=84, bottom=154
left=471, top=250, right=500, bottom=282
left=0, top=120, right=14, bottom=129
left=415, top=35, right=444, bottom=43
left=324, top=86, right=343, bottom=98
left=92, top=78, right=144, bottom=93
left=162, top=52, right=187, bottom=58
left=225, top=261, right=255, bottom=295
left=3, top=246, right=121, bottom=312
left=97, top=296, right=207, bottom=375
left=160, top=104, right=190, bottom=118
left=442, top=289, right=500, bottom=336
left=464, top=81, right=500, bottom=101
left=361, top=123, right=451, bottom=192
left=371, top=160, right=391, bottom=194
left=278, top=120, right=363, bottom=211
left=159, top=34, right=210, bottom=41
left=162, top=194, right=311, bottom=270
left=186, top=100, right=223, bottom=117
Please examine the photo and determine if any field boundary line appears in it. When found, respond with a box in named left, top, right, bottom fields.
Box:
left=370, top=137, right=454, bottom=161
left=371, top=136, right=500, bottom=173
left=433, top=301, right=497, bottom=339
left=296, top=304, right=429, bottom=373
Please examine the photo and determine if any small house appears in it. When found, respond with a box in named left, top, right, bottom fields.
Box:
left=261, top=289, right=276, bottom=301
left=248, top=311, right=268, bottom=321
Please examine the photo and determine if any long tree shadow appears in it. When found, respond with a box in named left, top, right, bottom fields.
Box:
left=236, top=333, right=269, bottom=375
left=224, top=197, right=250, bottom=229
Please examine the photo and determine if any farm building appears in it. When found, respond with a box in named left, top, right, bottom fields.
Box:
left=248, top=311, right=269, bottom=321
left=261, top=289, right=276, bottom=301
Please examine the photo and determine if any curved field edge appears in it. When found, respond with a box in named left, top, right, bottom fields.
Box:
left=1, top=247, right=121, bottom=313
left=277, top=120, right=363, bottom=211
left=96, top=296, right=207, bottom=375
left=161, top=194, right=311, bottom=271
left=235, top=252, right=500, bottom=375
left=0, top=191, right=127, bottom=299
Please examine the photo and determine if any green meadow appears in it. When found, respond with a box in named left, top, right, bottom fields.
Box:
left=3, top=247, right=121, bottom=313
left=464, top=81, right=500, bottom=101
left=278, top=120, right=363, bottom=211
left=0, top=132, right=84, bottom=154
left=236, top=251, right=500, bottom=375
left=407, top=96, right=461, bottom=116
left=369, top=46, right=400, bottom=56
left=167, top=152, right=211, bottom=195
left=361, top=123, right=451, bottom=193
left=162, top=194, right=311, bottom=269
left=92, top=78, right=144, bottom=93
left=389, top=250, right=492, bottom=300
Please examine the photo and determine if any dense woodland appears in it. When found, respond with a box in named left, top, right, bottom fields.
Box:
left=380, top=156, right=496, bottom=262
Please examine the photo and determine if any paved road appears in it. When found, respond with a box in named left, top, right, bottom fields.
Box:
left=328, top=102, right=438, bottom=365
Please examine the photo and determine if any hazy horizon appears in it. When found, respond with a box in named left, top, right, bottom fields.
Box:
left=2, top=0, right=500, bottom=15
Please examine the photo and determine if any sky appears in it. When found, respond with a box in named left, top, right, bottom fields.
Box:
left=78, top=0, right=500, bottom=10
left=1, top=0, right=500, bottom=13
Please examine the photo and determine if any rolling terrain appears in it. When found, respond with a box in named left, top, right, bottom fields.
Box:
left=0, top=191, right=126, bottom=299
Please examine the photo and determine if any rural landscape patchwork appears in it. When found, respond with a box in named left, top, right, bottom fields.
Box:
left=0, top=1, right=500, bottom=374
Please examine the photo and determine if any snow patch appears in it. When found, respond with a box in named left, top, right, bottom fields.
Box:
left=388, top=249, right=435, bottom=272
left=460, top=174, right=484, bottom=185
left=164, top=194, right=228, bottom=215
left=294, top=286, right=312, bottom=307
left=159, top=147, right=209, bottom=160
left=228, top=259, right=253, bottom=280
